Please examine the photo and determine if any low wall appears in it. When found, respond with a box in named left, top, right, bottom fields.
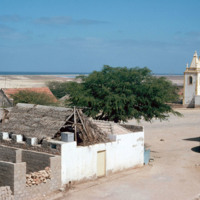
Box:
left=0, top=147, right=61, bottom=200
left=22, top=150, right=53, bottom=173
left=0, top=161, right=15, bottom=191
left=15, top=156, right=61, bottom=200
left=0, top=145, right=21, bottom=163
left=0, top=145, right=54, bottom=173
left=0, top=186, right=14, bottom=200
left=60, top=131, right=144, bottom=185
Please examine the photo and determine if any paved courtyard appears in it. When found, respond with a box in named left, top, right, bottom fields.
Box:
left=45, top=108, right=200, bottom=200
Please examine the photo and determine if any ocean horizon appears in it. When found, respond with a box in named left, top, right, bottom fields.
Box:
left=0, top=72, right=89, bottom=75
left=0, top=71, right=183, bottom=76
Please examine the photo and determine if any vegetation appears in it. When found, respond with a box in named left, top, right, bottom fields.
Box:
left=11, top=91, right=57, bottom=106
left=48, top=65, right=181, bottom=122
left=47, top=81, right=78, bottom=99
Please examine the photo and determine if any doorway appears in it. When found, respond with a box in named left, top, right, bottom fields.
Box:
left=97, top=150, right=106, bottom=177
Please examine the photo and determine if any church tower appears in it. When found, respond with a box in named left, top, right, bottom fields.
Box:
left=183, top=51, right=200, bottom=107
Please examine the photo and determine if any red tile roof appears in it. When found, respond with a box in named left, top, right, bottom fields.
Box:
left=2, top=87, right=57, bottom=102
left=178, top=87, right=184, bottom=96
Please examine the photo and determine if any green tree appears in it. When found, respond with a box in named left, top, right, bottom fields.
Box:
left=11, top=91, right=57, bottom=106
left=47, top=81, right=79, bottom=99
left=67, top=65, right=181, bottom=122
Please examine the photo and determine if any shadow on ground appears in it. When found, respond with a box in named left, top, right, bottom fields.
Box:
left=183, top=137, right=200, bottom=153
left=183, top=137, right=200, bottom=142
left=191, top=146, right=200, bottom=153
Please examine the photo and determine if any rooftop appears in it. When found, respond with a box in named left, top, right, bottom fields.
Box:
left=92, top=120, right=133, bottom=135
left=2, top=87, right=57, bottom=102
left=0, top=104, right=143, bottom=145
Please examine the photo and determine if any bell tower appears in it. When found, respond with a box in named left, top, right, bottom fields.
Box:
left=183, top=51, right=200, bottom=107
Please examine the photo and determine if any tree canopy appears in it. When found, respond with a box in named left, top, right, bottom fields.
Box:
left=47, top=81, right=78, bottom=99
left=53, top=65, right=181, bottom=122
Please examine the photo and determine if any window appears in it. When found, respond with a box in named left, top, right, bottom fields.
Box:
left=189, top=76, right=193, bottom=84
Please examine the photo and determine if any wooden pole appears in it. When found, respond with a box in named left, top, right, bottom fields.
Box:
left=65, top=112, right=74, bottom=123
left=74, top=106, right=77, bottom=142
left=77, top=109, right=88, bottom=135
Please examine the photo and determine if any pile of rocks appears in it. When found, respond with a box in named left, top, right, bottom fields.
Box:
left=26, top=167, right=51, bottom=187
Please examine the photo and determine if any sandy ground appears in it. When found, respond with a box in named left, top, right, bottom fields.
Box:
left=0, top=75, right=76, bottom=88
left=0, top=75, right=183, bottom=89
left=156, top=75, right=184, bottom=86
left=42, top=108, right=200, bottom=200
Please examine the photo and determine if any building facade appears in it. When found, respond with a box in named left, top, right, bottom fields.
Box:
left=183, top=51, right=200, bottom=107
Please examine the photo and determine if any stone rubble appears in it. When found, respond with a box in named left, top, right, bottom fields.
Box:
left=26, top=167, right=51, bottom=187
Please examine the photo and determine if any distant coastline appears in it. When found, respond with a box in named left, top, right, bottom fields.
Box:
left=0, top=72, right=183, bottom=76
left=0, top=72, right=89, bottom=75
left=154, top=74, right=183, bottom=76
left=0, top=72, right=184, bottom=88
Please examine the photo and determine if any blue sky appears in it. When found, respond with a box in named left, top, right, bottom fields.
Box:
left=1, top=0, right=200, bottom=74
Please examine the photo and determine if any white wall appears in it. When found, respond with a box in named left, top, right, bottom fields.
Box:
left=197, top=74, right=200, bottom=95
left=195, top=95, right=200, bottom=107
left=184, top=73, right=196, bottom=106
left=60, top=131, right=144, bottom=185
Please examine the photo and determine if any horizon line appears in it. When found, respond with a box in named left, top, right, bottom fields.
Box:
left=0, top=71, right=183, bottom=76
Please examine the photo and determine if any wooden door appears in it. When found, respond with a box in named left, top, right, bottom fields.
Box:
left=97, top=150, right=106, bottom=177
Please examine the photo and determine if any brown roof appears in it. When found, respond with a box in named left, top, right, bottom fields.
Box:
left=0, top=104, right=143, bottom=144
left=2, top=87, right=57, bottom=102
left=92, top=120, right=132, bottom=135
left=0, top=103, right=73, bottom=140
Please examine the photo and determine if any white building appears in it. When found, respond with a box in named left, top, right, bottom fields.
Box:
left=51, top=121, right=144, bottom=185
left=183, top=51, right=200, bottom=107
left=0, top=104, right=145, bottom=186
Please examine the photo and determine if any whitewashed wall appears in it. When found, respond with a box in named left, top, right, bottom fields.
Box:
left=184, top=73, right=197, bottom=106
left=60, top=131, right=144, bottom=185
left=195, top=95, right=200, bottom=107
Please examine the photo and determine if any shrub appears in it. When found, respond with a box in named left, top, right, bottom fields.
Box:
left=11, top=90, right=57, bottom=106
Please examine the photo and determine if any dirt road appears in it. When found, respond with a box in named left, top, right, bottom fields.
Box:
left=46, top=108, right=200, bottom=200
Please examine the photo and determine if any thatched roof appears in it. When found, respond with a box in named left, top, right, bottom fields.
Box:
left=0, top=103, right=141, bottom=146
left=92, top=120, right=131, bottom=135
left=92, top=120, right=143, bottom=135
left=0, top=103, right=72, bottom=140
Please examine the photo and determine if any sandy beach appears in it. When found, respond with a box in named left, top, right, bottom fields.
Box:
left=156, top=75, right=184, bottom=86
left=0, top=75, right=184, bottom=89
left=0, top=75, right=77, bottom=88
